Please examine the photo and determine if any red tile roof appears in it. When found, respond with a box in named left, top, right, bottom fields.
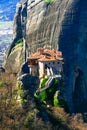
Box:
left=28, top=48, right=63, bottom=62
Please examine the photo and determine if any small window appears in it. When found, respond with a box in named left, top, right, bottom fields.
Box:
left=57, top=61, right=60, bottom=64
left=45, top=64, right=47, bottom=69
left=53, top=62, right=55, bottom=64
left=49, top=63, right=50, bottom=65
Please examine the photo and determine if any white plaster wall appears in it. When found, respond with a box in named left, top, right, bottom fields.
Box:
left=29, top=65, right=38, bottom=76
left=43, top=60, right=62, bottom=72
left=39, top=60, right=63, bottom=77
left=38, top=62, right=44, bottom=78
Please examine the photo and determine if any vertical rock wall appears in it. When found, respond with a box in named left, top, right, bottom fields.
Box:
left=5, top=0, right=87, bottom=112
left=26, top=0, right=70, bottom=54
left=58, top=0, right=87, bottom=112
left=26, top=0, right=87, bottom=112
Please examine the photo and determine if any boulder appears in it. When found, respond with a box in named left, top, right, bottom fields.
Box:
left=4, top=46, right=24, bottom=74
left=17, top=74, right=39, bottom=97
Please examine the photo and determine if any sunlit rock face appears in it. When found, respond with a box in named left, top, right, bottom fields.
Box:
left=6, top=0, right=87, bottom=112
left=13, top=3, right=22, bottom=41
left=26, top=0, right=70, bottom=54
left=4, top=46, right=24, bottom=74
left=6, top=3, right=23, bottom=58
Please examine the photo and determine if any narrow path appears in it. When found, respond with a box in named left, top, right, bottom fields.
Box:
left=37, top=75, right=61, bottom=93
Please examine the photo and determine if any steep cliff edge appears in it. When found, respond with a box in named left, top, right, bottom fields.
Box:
left=4, top=0, right=87, bottom=112
left=58, top=0, right=87, bottom=112
left=26, top=0, right=70, bottom=54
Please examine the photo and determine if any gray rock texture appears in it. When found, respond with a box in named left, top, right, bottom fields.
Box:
left=7, top=3, right=23, bottom=58
left=26, top=0, right=87, bottom=112
left=26, top=0, right=69, bottom=54
left=58, top=0, right=87, bottom=112
left=4, top=45, right=24, bottom=74
left=13, top=3, right=23, bottom=42
left=6, top=3, right=23, bottom=57
left=5, top=0, right=87, bottom=112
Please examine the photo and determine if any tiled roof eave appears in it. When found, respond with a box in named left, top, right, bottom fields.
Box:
left=38, top=58, right=63, bottom=62
left=27, top=48, right=63, bottom=62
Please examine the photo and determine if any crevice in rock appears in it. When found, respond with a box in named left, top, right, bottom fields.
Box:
left=73, top=66, right=87, bottom=112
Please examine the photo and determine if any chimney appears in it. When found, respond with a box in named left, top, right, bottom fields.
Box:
left=37, top=48, right=44, bottom=54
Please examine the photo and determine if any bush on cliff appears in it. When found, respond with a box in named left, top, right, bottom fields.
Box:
left=41, top=77, right=48, bottom=88
left=35, top=78, right=59, bottom=104
left=53, top=91, right=69, bottom=112
left=0, top=81, right=4, bottom=88
left=14, top=43, right=23, bottom=50
left=45, top=0, right=55, bottom=3
left=13, top=38, right=23, bottom=51
left=36, top=90, right=47, bottom=102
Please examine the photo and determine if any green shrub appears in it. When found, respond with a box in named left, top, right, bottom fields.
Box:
left=35, top=78, right=48, bottom=101
left=35, top=90, right=47, bottom=102
left=0, top=81, right=4, bottom=88
left=41, top=78, right=48, bottom=88
left=45, top=0, right=55, bottom=3
left=24, top=111, right=35, bottom=127
left=35, top=78, right=59, bottom=103
left=12, top=38, right=23, bottom=51
left=17, top=81, right=28, bottom=104
left=53, top=95, right=66, bottom=107
left=39, top=90, right=47, bottom=101
left=21, top=98, right=27, bottom=104
left=18, top=89, right=24, bottom=99
left=54, top=79, right=59, bottom=86
left=46, top=79, right=59, bottom=102
left=16, top=81, right=23, bottom=89
left=53, top=91, right=69, bottom=112
left=14, top=43, right=23, bottom=50
left=53, top=92, right=60, bottom=107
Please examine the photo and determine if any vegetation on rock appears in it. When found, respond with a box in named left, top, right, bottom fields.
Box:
left=2, top=0, right=87, bottom=129
left=0, top=72, right=87, bottom=129
left=0, top=81, right=4, bottom=88
left=45, top=0, right=55, bottom=3
left=12, top=38, right=23, bottom=51
left=35, top=77, right=68, bottom=112
left=41, top=77, right=48, bottom=88
left=4, top=38, right=24, bottom=74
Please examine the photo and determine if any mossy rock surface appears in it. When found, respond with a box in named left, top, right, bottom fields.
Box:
left=4, top=46, right=23, bottom=74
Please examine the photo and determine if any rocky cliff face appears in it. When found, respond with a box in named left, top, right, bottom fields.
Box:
left=5, top=0, right=87, bottom=112
left=58, top=0, right=87, bottom=112
left=26, top=0, right=70, bottom=54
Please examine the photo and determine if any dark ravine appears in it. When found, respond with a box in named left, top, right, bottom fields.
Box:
left=4, top=0, right=87, bottom=113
